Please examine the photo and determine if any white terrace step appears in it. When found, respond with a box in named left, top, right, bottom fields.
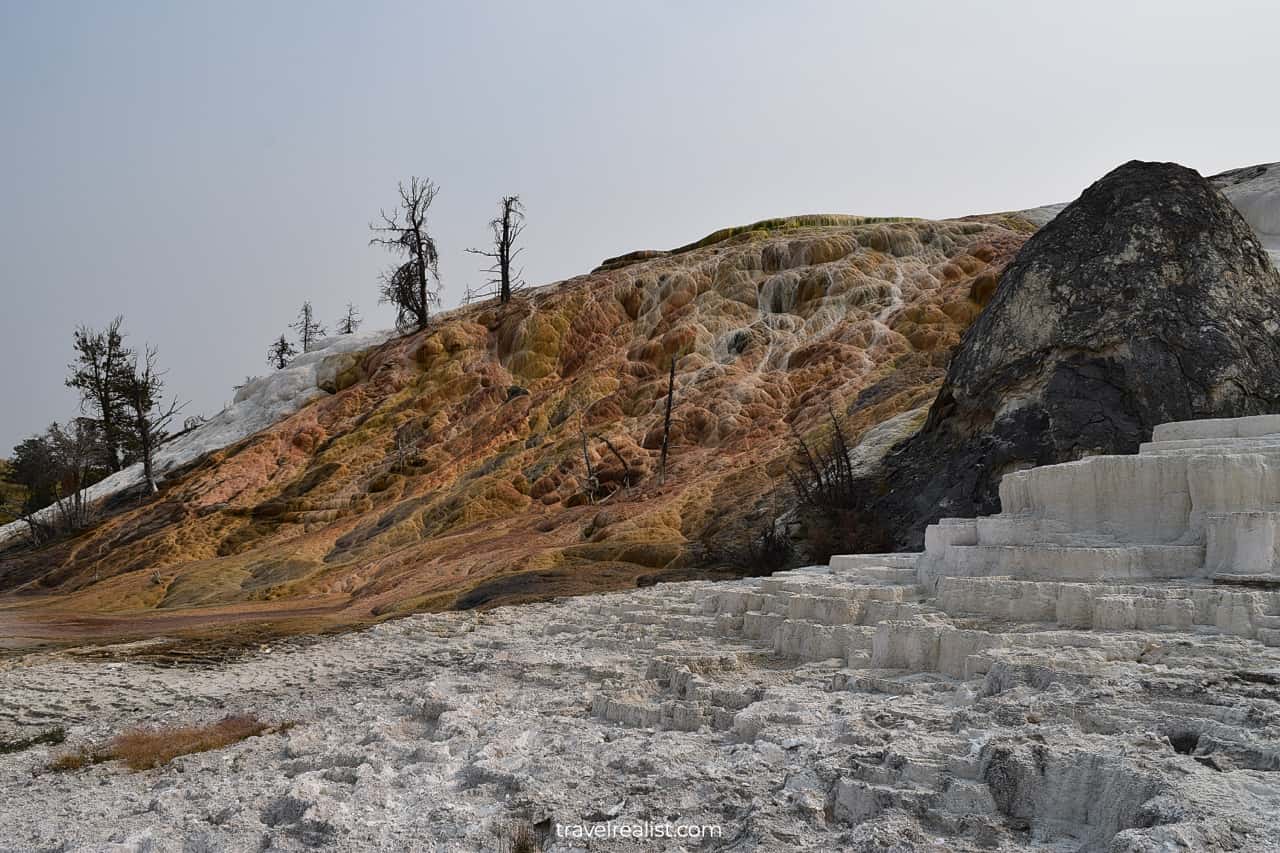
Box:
left=830, top=778, right=937, bottom=825
left=1139, top=435, right=1280, bottom=456
left=828, top=670, right=957, bottom=696
left=644, top=659, right=761, bottom=711
left=590, top=694, right=735, bottom=732
left=935, top=576, right=1280, bottom=639
left=938, top=578, right=1195, bottom=631
left=1151, top=413, right=1280, bottom=442
left=829, top=552, right=919, bottom=571
left=831, top=734, right=1000, bottom=826
left=940, top=543, right=1204, bottom=582
left=697, top=580, right=910, bottom=619
left=759, top=576, right=915, bottom=601
left=1205, top=511, right=1280, bottom=576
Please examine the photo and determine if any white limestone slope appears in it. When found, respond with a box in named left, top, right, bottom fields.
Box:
left=1214, top=163, right=1280, bottom=267
left=1019, top=161, right=1280, bottom=269
left=1, top=415, right=1278, bottom=852
left=0, top=328, right=392, bottom=547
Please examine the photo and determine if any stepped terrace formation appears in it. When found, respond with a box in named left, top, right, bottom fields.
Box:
left=2, top=414, right=1277, bottom=851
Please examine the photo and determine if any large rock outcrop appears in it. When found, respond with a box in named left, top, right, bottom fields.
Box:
left=852, top=160, right=1280, bottom=550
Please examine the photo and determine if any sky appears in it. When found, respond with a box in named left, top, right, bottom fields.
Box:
left=1, top=0, right=1277, bottom=453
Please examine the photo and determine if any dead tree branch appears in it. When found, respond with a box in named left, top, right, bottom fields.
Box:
left=465, top=195, right=526, bottom=304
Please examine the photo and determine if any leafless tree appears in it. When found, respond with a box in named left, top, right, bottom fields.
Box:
left=291, top=301, right=326, bottom=352
left=336, top=303, right=362, bottom=335
left=465, top=195, right=525, bottom=304
left=579, top=425, right=599, bottom=503
left=389, top=422, right=424, bottom=473
left=66, top=316, right=133, bottom=472
left=658, top=357, right=677, bottom=484
left=41, top=419, right=104, bottom=537
left=371, top=177, right=442, bottom=332
left=117, top=345, right=185, bottom=494
left=9, top=419, right=106, bottom=543
left=267, top=334, right=297, bottom=369
left=787, top=404, right=858, bottom=516
left=594, top=433, right=633, bottom=489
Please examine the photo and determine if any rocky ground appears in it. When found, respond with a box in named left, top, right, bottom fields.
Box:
left=2, top=559, right=1278, bottom=852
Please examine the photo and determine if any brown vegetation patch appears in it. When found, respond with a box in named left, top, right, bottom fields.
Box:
left=48, top=714, right=292, bottom=772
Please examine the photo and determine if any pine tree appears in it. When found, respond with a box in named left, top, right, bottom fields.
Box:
left=65, top=316, right=133, bottom=472
left=267, top=333, right=298, bottom=369
left=336, top=303, right=362, bottom=335
left=291, top=301, right=326, bottom=352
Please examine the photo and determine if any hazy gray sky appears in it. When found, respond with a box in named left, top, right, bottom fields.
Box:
left=1, top=1, right=1277, bottom=452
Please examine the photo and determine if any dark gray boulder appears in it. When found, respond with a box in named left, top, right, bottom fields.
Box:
left=852, top=160, right=1280, bottom=550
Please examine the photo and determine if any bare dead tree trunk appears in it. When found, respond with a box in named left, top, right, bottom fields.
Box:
left=371, top=177, right=442, bottom=332
left=466, top=196, right=525, bottom=305
left=580, top=426, right=597, bottom=503
left=595, top=434, right=633, bottom=489
left=119, top=345, right=185, bottom=494
left=658, top=357, right=676, bottom=485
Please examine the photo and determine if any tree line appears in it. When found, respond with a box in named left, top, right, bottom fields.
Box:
left=1, top=178, right=532, bottom=544
left=2, top=317, right=186, bottom=543
left=262, top=180, right=526, bottom=370
left=265, top=301, right=362, bottom=371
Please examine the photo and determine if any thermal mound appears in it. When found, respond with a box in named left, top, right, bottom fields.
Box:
left=0, top=213, right=1030, bottom=644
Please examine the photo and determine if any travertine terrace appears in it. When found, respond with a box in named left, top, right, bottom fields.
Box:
left=2, top=415, right=1278, bottom=851
left=0, top=212, right=1030, bottom=641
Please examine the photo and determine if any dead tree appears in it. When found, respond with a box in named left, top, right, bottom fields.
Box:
left=117, top=345, right=185, bottom=494
left=787, top=403, right=858, bottom=516
left=291, top=301, right=326, bottom=352
left=267, top=333, right=297, bottom=369
left=371, top=177, right=442, bottom=332
left=465, top=195, right=525, bottom=304
left=593, top=433, right=634, bottom=489
left=336, top=303, right=362, bottom=335
left=4, top=420, right=110, bottom=543
left=66, top=316, right=133, bottom=472
left=580, top=426, right=598, bottom=502
left=658, top=357, right=677, bottom=485
left=46, top=419, right=102, bottom=535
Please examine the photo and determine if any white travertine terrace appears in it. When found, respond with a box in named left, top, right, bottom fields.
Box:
left=918, top=414, right=1280, bottom=604
left=3, top=416, right=1278, bottom=851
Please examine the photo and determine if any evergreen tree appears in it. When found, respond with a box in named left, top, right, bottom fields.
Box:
left=291, top=301, right=326, bottom=352
left=65, top=316, right=133, bottom=471
left=336, top=303, right=362, bottom=335
left=267, top=333, right=298, bottom=369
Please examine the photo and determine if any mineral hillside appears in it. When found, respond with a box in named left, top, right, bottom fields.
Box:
left=0, top=212, right=1031, bottom=642
left=2, top=162, right=1279, bottom=645
left=1, top=161, right=1280, bottom=851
